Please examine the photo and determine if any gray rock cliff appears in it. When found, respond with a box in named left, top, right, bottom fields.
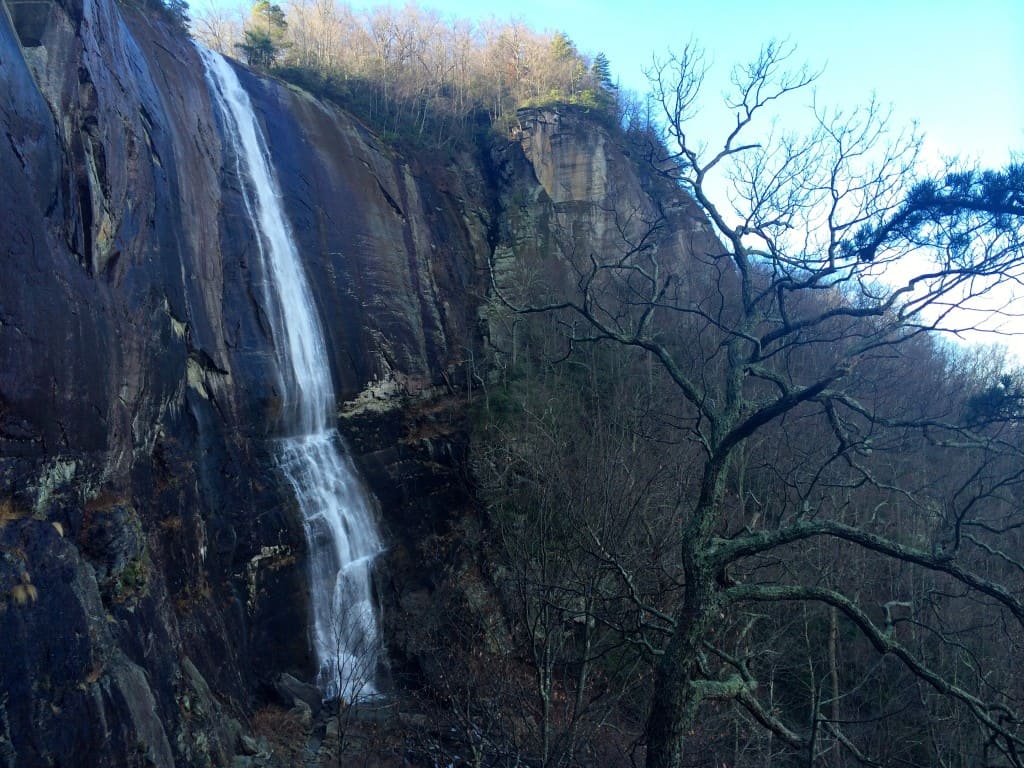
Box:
left=0, top=1, right=709, bottom=762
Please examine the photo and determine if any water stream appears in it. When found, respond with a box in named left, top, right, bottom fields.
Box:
left=200, top=48, right=382, bottom=701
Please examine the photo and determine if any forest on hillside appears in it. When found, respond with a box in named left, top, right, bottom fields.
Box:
left=468, top=60, right=1024, bottom=759
left=189, top=0, right=625, bottom=143
left=154, top=1, right=1024, bottom=764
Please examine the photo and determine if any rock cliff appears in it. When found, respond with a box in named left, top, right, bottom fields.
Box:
left=0, top=0, right=708, bottom=763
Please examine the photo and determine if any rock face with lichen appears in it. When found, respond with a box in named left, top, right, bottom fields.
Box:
left=0, top=0, right=709, bottom=763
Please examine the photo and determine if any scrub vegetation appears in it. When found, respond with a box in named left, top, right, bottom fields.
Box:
left=192, top=0, right=623, bottom=144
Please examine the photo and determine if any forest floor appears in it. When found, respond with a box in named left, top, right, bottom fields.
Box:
left=238, top=694, right=490, bottom=768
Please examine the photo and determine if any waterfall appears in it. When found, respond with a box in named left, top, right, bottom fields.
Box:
left=200, top=48, right=382, bottom=701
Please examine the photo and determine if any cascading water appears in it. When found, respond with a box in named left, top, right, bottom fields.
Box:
left=200, top=48, right=382, bottom=701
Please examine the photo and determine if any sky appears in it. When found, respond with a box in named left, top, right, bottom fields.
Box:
left=340, top=0, right=1023, bottom=167
left=334, top=0, right=1024, bottom=353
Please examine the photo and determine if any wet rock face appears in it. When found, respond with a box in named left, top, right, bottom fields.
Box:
left=1, top=0, right=489, bottom=757
left=235, top=68, right=490, bottom=400
left=0, top=0, right=706, bottom=762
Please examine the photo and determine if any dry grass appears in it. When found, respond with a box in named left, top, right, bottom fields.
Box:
left=0, top=499, right=26, bottom=528
left=251, top=704, right=310, bottom=762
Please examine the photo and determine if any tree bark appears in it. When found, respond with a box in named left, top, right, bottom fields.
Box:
left=645, top=547, right=719, bottom=768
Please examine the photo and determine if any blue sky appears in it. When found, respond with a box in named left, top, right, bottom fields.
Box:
left=344, top=0, right=1023, bottom=167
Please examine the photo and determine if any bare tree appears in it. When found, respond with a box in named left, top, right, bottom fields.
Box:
left=190, top=0, right=247, bottom=54
left=324, top=594, right=381, bottom=764
left=491, top=39, right=1024, bottom=768
left=474, top=341, right=675, bottom=766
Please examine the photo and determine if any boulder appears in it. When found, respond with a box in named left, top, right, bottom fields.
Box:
left=274, top=673, right=323, bottom=716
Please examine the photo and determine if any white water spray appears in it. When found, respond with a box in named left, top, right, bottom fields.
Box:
left=200, top=48, right=382, bottom=700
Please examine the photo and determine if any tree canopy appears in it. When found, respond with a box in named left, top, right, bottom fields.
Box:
left=193, top=1, right=622, bottom=143
left=234, top=0, right=289, bottom=69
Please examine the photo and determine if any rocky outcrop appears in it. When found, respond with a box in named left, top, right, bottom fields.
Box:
left=0, top=0, right=708, bottom=763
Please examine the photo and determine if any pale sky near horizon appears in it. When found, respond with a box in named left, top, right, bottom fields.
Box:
left=332, top=0, right=1023, bottom=168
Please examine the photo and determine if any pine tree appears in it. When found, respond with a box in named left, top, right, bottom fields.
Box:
left=235, top=0, right=288, bottom=70
left=591, top=52, right=615, bottom=91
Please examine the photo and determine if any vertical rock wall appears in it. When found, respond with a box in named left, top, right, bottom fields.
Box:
left=0, top=0, right=488, bottom=759
left=0, top=2, right=709, bottom=762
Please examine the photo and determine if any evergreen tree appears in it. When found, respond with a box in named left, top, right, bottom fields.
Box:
left=589, top=51, right=617, bottom=111
left=161, top=0, right=189, bottom=29
left=550, top=31, right=577, bottom=62
left=591, top=51, right=615, bottom=91
left=235, top=0, right=288, bottom=70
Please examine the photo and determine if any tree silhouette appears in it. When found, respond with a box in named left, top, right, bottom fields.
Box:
left=492, top=39, right=1024, bottom=768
